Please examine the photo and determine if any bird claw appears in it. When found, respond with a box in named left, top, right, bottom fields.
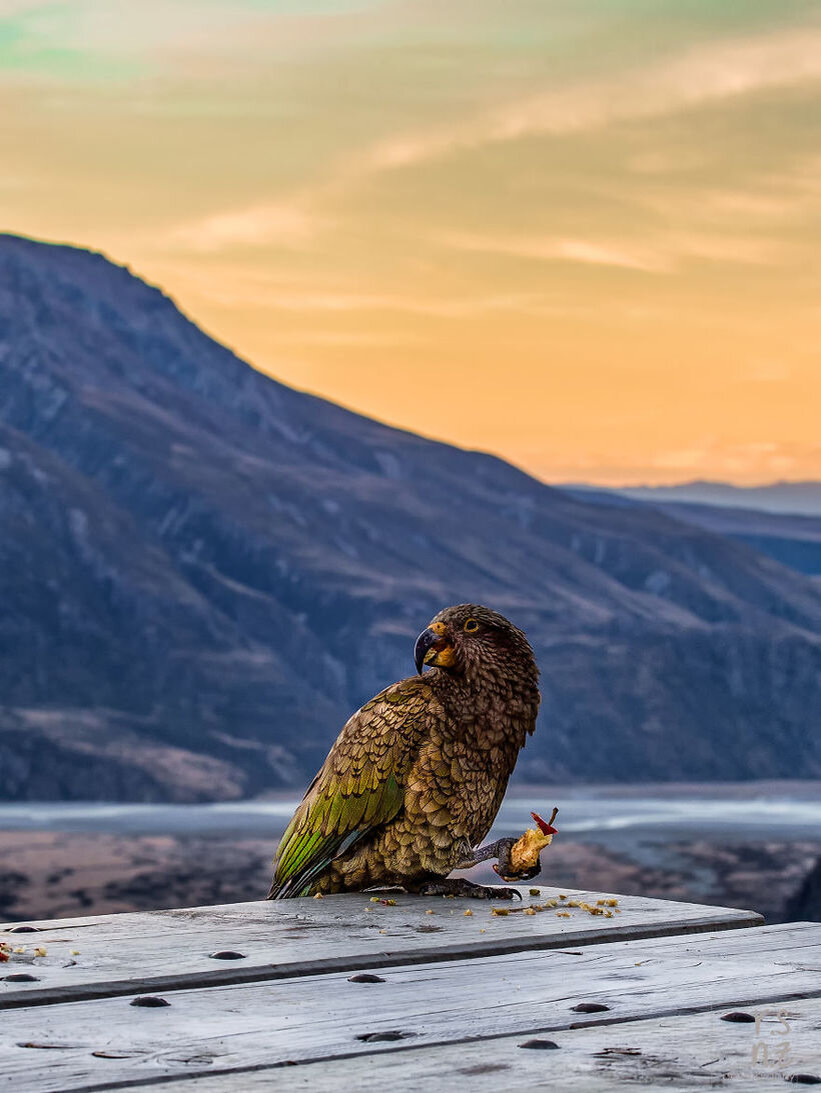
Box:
left=414, top=878, right=522, bottom=900
left=488, top=885, right=523, bottom=901
left=494, top=861, right=541, bottom=882
left=491, top=836, right=542, bottom=883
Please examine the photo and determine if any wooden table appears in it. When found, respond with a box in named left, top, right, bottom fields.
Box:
left=2, top=885, right=819, bottom=1091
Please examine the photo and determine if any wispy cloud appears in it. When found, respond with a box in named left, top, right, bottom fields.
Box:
left=170, top=24, right=821, bottom=252
left=649, top=440, right=817, bottom=478
left=442, top=232, right=671, bottom=273
left=0, top=0, right=430, bottom=77
left=187, top=283, right=561, bottom=320
left=636, top=153, right=821, bottom=228
left=170, top=203, right=324, bottom=252
left=355, top=27, right=821, bottom=175
left=441, top=229, right=786, bottom=272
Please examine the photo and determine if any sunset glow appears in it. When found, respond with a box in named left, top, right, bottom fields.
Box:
left=3, top=0, right=820, bottom=484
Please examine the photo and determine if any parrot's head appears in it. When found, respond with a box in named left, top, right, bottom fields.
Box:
left=413, top=603, right=538, bottom=686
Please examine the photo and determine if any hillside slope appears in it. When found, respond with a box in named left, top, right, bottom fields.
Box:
left=567, top=488, right=821, bottom=578
left=629, top=501, right=821, bottom=577
left=2, top=233, right=820, bottom=799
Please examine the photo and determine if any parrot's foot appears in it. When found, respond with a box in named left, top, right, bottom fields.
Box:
left=492, top=835, right=542, bottom=882
left=414, top=877, right=523, bottom=901
left=463, top=837, right=542, bottom=882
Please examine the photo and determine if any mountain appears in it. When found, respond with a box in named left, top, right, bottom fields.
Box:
left=629, top=503, right=821, bottom=578
left=570, top=480, right=821, bottom=517
left=566, top=489, right=821, bottom=578
left=2, top=233, right=821, bottom=801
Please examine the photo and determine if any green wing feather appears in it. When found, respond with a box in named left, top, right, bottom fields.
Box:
left=268, top=679, right=434, bottom=898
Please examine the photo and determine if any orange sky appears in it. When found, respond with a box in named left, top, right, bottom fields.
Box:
left=3, top=0, right=821, bottom=485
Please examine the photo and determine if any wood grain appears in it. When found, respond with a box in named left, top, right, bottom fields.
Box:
left=117, top=995, right=821, bottom=1092
left=0, top=923, right=816, bottom=1093
left=0, top=886, right=763, bottom=1010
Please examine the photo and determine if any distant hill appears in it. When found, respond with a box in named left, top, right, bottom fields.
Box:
left=2, top=233, right=821, bottom=801
left=567, top=489, right=821, bottom=578
left=569, top=480, right=821, bottom=517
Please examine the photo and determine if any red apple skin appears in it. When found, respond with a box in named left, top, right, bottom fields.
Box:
left=531, top=811, right=558, bottom=836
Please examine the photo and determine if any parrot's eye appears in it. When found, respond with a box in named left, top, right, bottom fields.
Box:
left=463, top=619, right=479, bottom=633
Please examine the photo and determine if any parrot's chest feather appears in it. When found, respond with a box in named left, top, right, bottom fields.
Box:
left=414, top=720, right=521, bottom=831
left=393, top=688, right=533, bottom=873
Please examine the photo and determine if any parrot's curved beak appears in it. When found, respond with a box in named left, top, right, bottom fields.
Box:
left=414, top=621, right=454, bottom=674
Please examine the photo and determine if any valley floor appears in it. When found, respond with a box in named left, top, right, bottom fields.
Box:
left=2, top=829, right=818, bottom=926
left=3, top=784, right=820, bottom=923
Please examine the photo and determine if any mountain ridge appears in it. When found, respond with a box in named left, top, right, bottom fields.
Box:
left=2, top=232, right=820, bottom=800
left=567, top=480, right=821, bottom=517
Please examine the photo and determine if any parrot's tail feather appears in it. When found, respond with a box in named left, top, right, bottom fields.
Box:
left=266, top=876, right=311, bottom=899
left=267, top=829, right=364, bottom=899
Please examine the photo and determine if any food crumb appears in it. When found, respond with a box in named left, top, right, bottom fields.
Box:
left=34, top=947, right=47, bottom=958
left=425, top=909, right=434, bottom=915
left=529, top=888, right=540, bottom=896
left=556, top=911, right=571, bottom=918
left=463, top=910, right=473, bottom=916
left=491, top=908, right=510, bottom=916
left=524, top=907, right=536, bottom=916
left=558, top=894, right=567, bottom=900
left=70, top=950, right=80, bottom=956
left=313, top=892, right=324, bottom=900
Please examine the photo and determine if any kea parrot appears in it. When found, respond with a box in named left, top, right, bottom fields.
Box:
left=268, top=604, right=541, bottom=900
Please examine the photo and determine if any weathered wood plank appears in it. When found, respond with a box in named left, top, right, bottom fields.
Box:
left=0, top=887, right=763, bottom=1009
left=0, top=923, right=816, bottom=1093
left=118, top=996, right=821, bottom=1092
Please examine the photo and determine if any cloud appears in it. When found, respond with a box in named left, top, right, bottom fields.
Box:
left=151, top=264, right=565, bottom=319
left=442, top=232, right=671, bottom=273
left=440, top=229, right=785, bottom=273
left=356, top=26, right=821, bottom=175
left=213, top=288, right=554, bottom=319
left=170, top=203, right=324, bottom=252
left=170, top=23, right=821, bottom=252
left=649, top=440, right=818, bottom=478
left=634, top=152, right=821, bottom=233
left=0, top=0, right=426, bottom=75
left=3, top=1, right=269, bottom=59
